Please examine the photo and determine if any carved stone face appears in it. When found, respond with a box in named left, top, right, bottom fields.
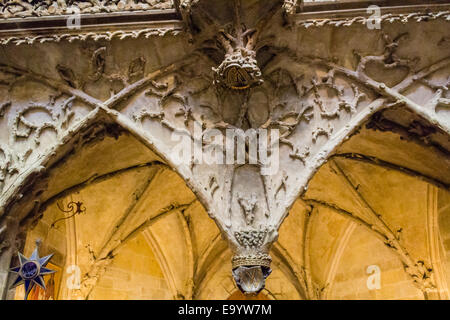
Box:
left=232, top=265, right=272, bottom=295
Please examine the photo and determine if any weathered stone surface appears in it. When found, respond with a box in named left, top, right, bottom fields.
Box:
left=0, top=0, right=449, bottom=299
left=0, top=0, right=174, bottom=19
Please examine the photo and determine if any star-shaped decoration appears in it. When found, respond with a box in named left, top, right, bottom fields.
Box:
left=9, top=240, right=56, bottom=300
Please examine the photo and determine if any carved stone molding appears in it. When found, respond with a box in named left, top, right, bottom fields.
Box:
left=0, top=0, right=174, bottom=19
left=0, top=27, right=183, bottom=46
left=1, top=2, right=448, bottom=47
left=297, top=10, right=450, bottom=29
left=295, top=4, right=450, bottom=28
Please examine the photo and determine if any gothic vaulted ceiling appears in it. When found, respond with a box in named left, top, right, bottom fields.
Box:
left=0, top=0, right=449, bottom=300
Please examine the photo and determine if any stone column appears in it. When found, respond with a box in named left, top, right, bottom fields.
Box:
left=0, top=216, right=19, bottom=300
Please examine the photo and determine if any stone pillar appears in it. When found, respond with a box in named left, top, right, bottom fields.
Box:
left=0, top=216, right=19, bottom=300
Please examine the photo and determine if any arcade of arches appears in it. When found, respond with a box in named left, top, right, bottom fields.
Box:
left=0, top=0, right=449, bottom=300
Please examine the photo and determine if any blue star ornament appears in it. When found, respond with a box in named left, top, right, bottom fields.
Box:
left=10, top=242, right=56, bottom=300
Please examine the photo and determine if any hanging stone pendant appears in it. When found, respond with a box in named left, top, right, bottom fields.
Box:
left=232, top=265, right=272, bottom=295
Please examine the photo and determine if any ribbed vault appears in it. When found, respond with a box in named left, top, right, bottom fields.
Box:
left=0, top=0, right=449, bottom=299
left=10, top=115, right=450, bottom=299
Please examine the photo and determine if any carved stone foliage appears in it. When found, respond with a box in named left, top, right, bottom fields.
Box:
left=118, top=23, right=448, bottom=292
left=0, top=0, right=174, bottom=19
left=0, top=1, right=449, bottom=295
left=212, top=26, right=263, bottom=90
left=297, top=10, right=450, bottom=29
left=0, top=93, right=93, bottom=194
left=0, top=28, right=183, bottom=46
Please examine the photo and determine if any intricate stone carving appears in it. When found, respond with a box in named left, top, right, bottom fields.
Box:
left=13, top=97, right=77, bottom=145
left=207, top=176, right=219, bottom=199
left=89, top=47, right=107, bottom=82
left=213, top=47, right=262, bottom=90
left=297, top=10, right=450, bottom=29
left=234, top=229, right=268, bottom=249
left=289, top=146, right=310, bottom=164
left=0, top=0, right=174, bottom=19
left=283, top=0, right=299, bottom=15
left=210, top=6, right=263, bottom=90
left=308, top=76, right=366, bottom=119
left=0, top=0, right=449, bottom=298
left=237, top=194, right=257, bottom=225
left=232, top=226, right=278, bottom=279
left=405, top=261, right=435, bottom=292
left=0, top=28, right=182, bottom=46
